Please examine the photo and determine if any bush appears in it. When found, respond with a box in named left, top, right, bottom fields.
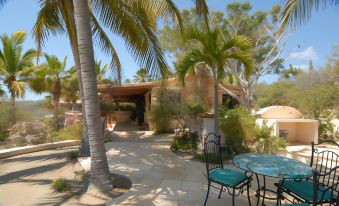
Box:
left=52, top=122, right=82, bottom=141
left=151, top=86, right=181, bottom=133
left=171, top=132, right=199, bottom=151
left=0, top=132, right=8, bottom=142
left=255, top=124, right=287, bottom=154
left=220, top=106, right=256, bottom=154
left=51, top=178, right=69, bottom=192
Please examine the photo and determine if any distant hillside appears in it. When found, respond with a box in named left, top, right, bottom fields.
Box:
left=16, top=100, right=51, bottom=121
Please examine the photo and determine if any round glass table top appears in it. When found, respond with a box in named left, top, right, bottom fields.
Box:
left=233, top=153, right=313, bottom=179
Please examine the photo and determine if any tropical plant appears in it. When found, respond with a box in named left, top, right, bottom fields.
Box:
left=133, top=68, right=152, bottom=83
left=160, top=3, right=290, bottom=108
left=220, top=106, right=256, bottom=154
left=279, top=0, right=338, bottom=33
left=33, top=0, right=186, bottom=156
left=72, top=0, right=209, bottom=193
left=73, top=0, right=113, bottom=192
left=177, top=27, right=254, bottom=135
left=95, top=60, right=109, bottom=83
left=0, top=30, right=37, bottom=124
left=30, top=54, right=75, bottom=130
left=61, top=71, right=79, bottom=111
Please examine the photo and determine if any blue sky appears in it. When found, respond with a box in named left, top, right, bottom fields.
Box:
left=0, top=0, right=338, bottom=100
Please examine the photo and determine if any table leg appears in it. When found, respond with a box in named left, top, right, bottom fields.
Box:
left=255, top=174, right=261, bottom=206
left=255, top=174, right=268, bottom=206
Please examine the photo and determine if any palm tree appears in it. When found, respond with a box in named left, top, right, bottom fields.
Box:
left=0, top=30, right=36, bottom=123
left=279, top=0, right=338, bottom=33
left=30, top=54, right=74, bottom=130
left=177, top=27, right=254, bottom=136
left=95, top=61, right=109, bottom=83
left=72, top=0, right=209, bottom=192
left=73, top=0, right=113, bottom=192
left=62, top=70, right=80, bottom=111
left=33, top=0, right=185, bottom=156
left=133, top=68, right=152, bottom=83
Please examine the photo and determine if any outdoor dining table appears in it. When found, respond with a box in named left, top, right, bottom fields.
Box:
left=232, top=153, right=313, bottom=206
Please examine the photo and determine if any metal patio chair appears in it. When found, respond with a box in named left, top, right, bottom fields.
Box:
left=203, top=133, right=252, bottom=206
left=278, top=140, right=339, bottom=205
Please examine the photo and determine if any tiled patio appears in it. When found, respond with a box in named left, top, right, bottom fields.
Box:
left=102, top=141, right=279, bottom=206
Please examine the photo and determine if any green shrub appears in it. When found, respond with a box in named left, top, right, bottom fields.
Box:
left=51, top=178, right=69, bottom=192
left=151, top=86, right=181, bottom=133
left=0, top=132, right=8, bottom=142
left=52, top=122, right=82, bottom=141
left=255, top=124, right=287, bottom=154
left=220, top=106, right=256, bottom=154
left=66, top=151, right=79, bottom=162
left=171, top=132, right=199, bottom=151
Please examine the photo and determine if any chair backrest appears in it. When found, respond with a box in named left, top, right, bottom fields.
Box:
left=203, top=133, right=223, bottom=176
left=311, top=140, right=339, bottom=204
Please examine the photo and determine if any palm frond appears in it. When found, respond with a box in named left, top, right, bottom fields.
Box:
left=279, top=0, right=338, bottom=34
left=90, top=12, right=122, bottom=81
left=194, top=0, right=209, bottom=26
left=91, top=0, right=169, bottom=79
left=176, top=49, right=206, bottom=85
left=32, top=0, right=65, bottom=53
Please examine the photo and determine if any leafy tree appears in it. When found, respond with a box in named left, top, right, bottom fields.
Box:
left=159, top=2, right=289, bottom=107
left=61, top=70, right=79, bottom=111
left=72, top=0, right=209, bottom=193
left=177, top=27, right=254, bottom=135
left=133, top=68, right=152, bottom=83
left=30, top=54, right=75, bottom=130
left=124, top=78, right=131, bottom=84
left=0, top=30, right=37, bottom=124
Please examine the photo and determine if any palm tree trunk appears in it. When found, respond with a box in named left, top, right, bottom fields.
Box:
left=70, top=40, right=90, bottom=157
left=213, top=81, right=220, bottom=136
left=73, top=0, right=112, bottom=192
left=10, top=91, right=16, bottom=125
left=53, top=98, right=59, bottom=130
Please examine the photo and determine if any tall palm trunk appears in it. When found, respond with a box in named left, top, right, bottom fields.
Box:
left=70, top=41, right=90, bottom=156
left=53, top=81, right=61, bottom=130
left=10, top=90, right=16, bottom=125
left=73, top=0, right=112, bottom=192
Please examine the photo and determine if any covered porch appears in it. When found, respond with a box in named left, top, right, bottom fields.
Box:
left=97, top=83, right=157, bottom=131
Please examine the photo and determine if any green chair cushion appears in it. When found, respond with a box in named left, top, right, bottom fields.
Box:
left=281, top=180, right=333, bottom=202
left=209, top=168, right=247, bottom=187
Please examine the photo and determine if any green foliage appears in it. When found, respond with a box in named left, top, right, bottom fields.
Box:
left=171, top=132, right=199, bottom=151
left=51, top=178, right=69, bottom=192
left=255, top=123, right=287, bottom=154
left=66, top=151, right=79, bottom=162
left=184, top=102, right=206, bottom=116
left=100, top=99, right=115, bottom=115
left=220, top=106, right=256, bottom=154
left=151, top=86, right=181, bottom=133
left=51, top=123, right=82, bottom=141
left=0, top=132, right=7, bottom=142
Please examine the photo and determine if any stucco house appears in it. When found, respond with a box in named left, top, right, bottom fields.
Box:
left=97, top=71, right=241, bottom=130
left=256, top=106, right=318, bottom=144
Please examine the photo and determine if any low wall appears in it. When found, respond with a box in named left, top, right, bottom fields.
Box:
left=0, top=140, right=80, bottom=159
left=115, top=111, right=131, bottom=123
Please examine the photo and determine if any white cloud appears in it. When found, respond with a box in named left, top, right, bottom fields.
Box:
left=288, top=46, right=318, bottom=61
left=292, top=64, right=309, bottom=71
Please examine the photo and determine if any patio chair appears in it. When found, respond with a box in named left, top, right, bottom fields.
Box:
left=203, top=133, right=252, bottom=206
left=278, top=140, right=339, bottom=205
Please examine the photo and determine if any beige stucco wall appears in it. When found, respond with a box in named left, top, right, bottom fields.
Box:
left=258, top=106, right=303, bottom=119
left=278, top=122, right=297, bottom=142
left=256, top=119, right=319, bottom=144
left=295, top=122, right=318, bottom=144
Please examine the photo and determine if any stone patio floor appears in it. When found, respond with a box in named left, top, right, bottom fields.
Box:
left=100, top=140, right=279, bottom=206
